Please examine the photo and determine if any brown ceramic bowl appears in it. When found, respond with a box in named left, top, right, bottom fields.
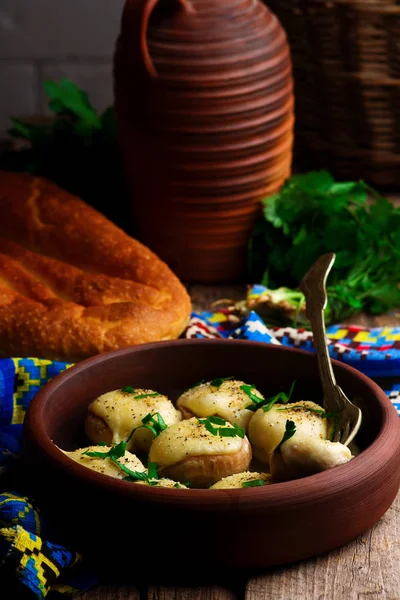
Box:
left=23, top=340, right=400, bottom=576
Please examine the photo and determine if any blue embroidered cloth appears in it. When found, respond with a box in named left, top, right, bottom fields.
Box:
left=0, top=296, right=399, bottom=598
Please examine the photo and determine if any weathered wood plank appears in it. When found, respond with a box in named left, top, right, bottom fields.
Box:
left=148, top=585, right=240, bottom=600
left=78, top=585, right=140, bottom=599
left=245, top=492, right=400, bottom=600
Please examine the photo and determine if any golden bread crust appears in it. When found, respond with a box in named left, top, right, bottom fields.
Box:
left=0, top=171, right=191, bottom=361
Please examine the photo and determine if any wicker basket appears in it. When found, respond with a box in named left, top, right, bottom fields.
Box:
left=266, top=0, right=400, bottom=185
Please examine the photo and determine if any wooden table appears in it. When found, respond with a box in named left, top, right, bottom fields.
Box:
left=78, top=285, right=400, bottom=600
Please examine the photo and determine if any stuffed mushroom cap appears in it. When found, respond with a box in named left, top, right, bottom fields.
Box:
left=62, top=445, right=146, bottom=479
left=148, top=416, right=252, bottom=488
left=270, top=433, right=353, bottom=482
left=248, top=400, right=329, bottom=464
left=85, top=388, right=181, bottom=453
left=177, top=379, right=263, bottom=430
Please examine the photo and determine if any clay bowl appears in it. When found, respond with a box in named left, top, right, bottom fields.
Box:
left=23, top=340, right=400, bottom=576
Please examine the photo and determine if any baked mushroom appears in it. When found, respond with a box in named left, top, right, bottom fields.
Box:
left=210, top=471, right=273, bottom=489
left=270, top=425, right=353, bottom=482
left=148, top=416, right=252, bottom=488
left=248, top=400, right=329, bottom=464
left=63, top=445, right=146, bottom=479
left=176, top=379, right=263, bottom=430
left=85, top=387, right=181, bottom=452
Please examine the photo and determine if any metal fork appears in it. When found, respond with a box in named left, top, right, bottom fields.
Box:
left=299, top=253, right=362, bottom=446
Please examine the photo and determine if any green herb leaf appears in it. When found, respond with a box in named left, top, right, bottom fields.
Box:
left=276, top=420, right=296, bottom=449
left=84, top=440, right=127, bottom=460
left=121, top=386, right=136, bottom=393
left=210, top=376, right=234, bottom=388
left=248, top=171, right=400, bottom=324
left=142, top=412, right=167, bottom=430
left=242, top=479, right=266, bottom=488
left=126, top=412, right=168, bottom=442
left=242, top=381, right=296, bottom=413
left=260, top=381, right=296, bottom=412
left=205, top=415, right=227, bottom=425
left=44, top=79, right=101, bottom=133
left=219, top=423, right=246, bottom=438
left=113, top=460, right=149, bottom=482
left=198, top=417, right=245, bottom=438
left=83, top=450, right=111, bottom=458
left=147, top=462, right=159, bottom=481
left=240, top=384, right=264, bottom=411
left=183, top=380, right=206, bottom=393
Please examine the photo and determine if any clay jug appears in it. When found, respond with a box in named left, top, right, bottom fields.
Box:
left=114, top=0, right=294, bottom=282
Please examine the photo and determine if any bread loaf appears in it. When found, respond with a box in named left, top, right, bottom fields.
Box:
left=0, top=171, right=191, bottom=361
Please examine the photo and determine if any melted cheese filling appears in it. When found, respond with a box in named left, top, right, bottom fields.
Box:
left=248, top=400, right=329, bottom=463
left=63, top=445, right=145, bottom=478
left=148, top=417, right=245, bottom=467
left=87, top=388, right=181, bottom=445
left=177, top=380, right=263, bottom=430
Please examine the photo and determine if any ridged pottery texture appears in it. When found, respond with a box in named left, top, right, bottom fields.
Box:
left=114, top=0, right=294, bottom=282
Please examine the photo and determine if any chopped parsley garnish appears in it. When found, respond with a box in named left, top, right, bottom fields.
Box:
left=210, top=376, right=234, bottom=388
left=242, top=479, right=266, bottom=488
left=112, top=459, right=160, bottom=486
left=240, top=384, right=264, bottom=411
left=277, top=420, right=296, bottom=449
left=83, top=440, right=127, bottom=459
left=243, top=381, right=296, bottom=412
left=198, top=416, right=245, bottom=438
left=121, top=386, right=161, bottom=399
left=263, top=381, right=296, bottom=412
left=183, top=379, right=205, bottom=393
left=147, top=462, right=159, bottom=481
left=277, top=404, right=340, bottom=441
left=126, top=412, right=167, bottom=442
left=82, top=438, right=162, bottom=486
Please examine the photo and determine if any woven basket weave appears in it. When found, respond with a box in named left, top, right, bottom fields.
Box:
left=266, top=0, right=400, bottom=185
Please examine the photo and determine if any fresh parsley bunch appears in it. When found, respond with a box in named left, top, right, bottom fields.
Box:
left=248, top=171, right=400, bottom=323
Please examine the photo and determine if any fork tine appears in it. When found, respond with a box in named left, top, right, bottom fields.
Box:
left=332, top=425, right=342, bottom=444
left=340, top=421, right=350, bottom=445
left=344, top=414, right=362, bottom=447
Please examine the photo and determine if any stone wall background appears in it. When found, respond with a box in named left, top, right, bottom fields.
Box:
left=0, top=0, right=125, bottom=134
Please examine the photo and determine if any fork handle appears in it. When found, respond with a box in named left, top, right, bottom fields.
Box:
left=307, top=306, right=338, bottom=402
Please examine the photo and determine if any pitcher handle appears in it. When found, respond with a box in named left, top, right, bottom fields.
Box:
left=139, top=0, right=194, bottom=78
